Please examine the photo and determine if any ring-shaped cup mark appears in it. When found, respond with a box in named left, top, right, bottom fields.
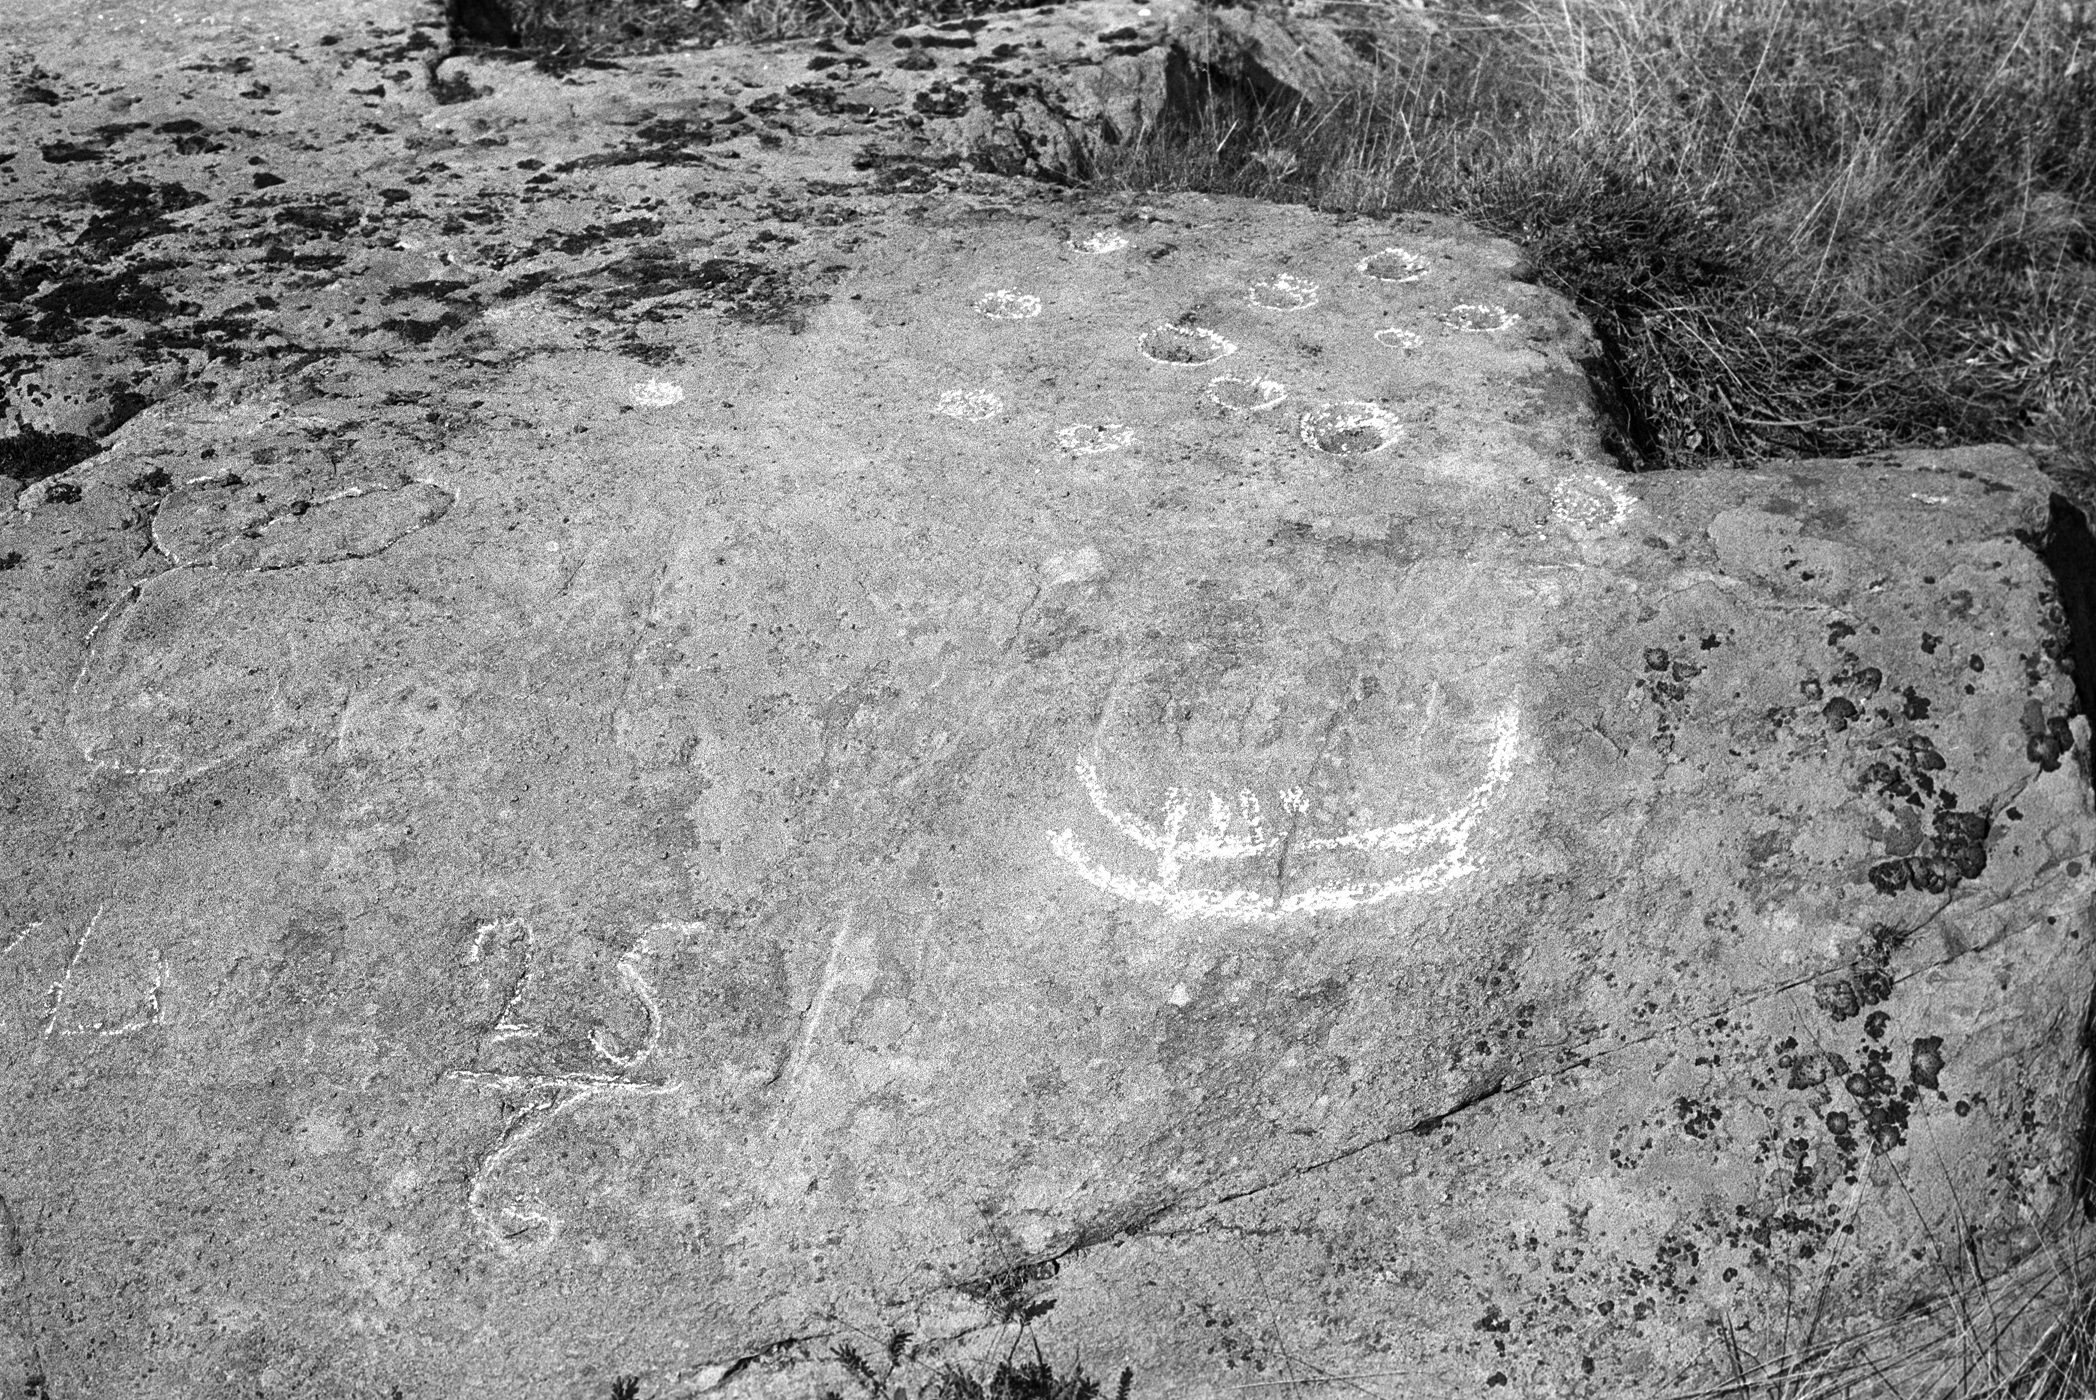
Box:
left=629, top=379, right=685, bottom=407
left=1247, top=273, right=1318, bottom=312
left=1440, top=303, right=1519, bottom=333
left=1067, top=230, right=1129, bottom=255
left=935, top=389, right=1005, bottom=420
left=1140, top=324, right=1236, bottom=365
left=976, top=289, right=1042, bottom=320
left=1357, top=247, right=1429, bottom=283
left=1301, top=401, right=1403, bottom=456
left=1058, top=424, right=1135, bottom=455
left=1550, top=474, right=1634, bottom=532
left=1207, top=375, right=1287, bottom=412
left=1373, top=327, right=1423, bottom=352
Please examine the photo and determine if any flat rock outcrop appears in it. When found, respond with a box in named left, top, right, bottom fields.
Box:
left=3, top=2, right=2094, bottom=1398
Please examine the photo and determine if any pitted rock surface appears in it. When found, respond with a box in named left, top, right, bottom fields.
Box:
left=4, top=2, right=2095, bottom=1399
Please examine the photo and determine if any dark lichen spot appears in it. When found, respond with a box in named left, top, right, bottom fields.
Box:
left=1815, top=976, right=1862, bottom=1021
left=1834, top=663, right=1882, bottom=697
left=0, top=427, right=105, bottom=483
left=77, top=178, right=211, bottom=256
left=1139, top=325, right=1231, bottom=365
left=1909, top=1036, right=1945, bottom=1091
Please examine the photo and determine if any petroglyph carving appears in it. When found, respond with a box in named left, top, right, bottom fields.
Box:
left=1247, top=273, right=1318, bottom=312
left=1374, top=327, right=1423, bottom=352
left=1358, top=247, right=1429, bottom=283
left=629, top=379, right=685, bottom=407
left=447, top=920, right=678, bottom=1254
left=1301, top=402, right=1402, bottom=455
left=1139, top=325, right=1235, bottom=366
left=934, top=389, right=1005, bottom=420
left=1067, top=230, right=1128, bottom=255
left=975, top=289, right=1042, bottom=320
left=149, top=474, right=454, bottom=571
left=1550, top=474, right=1636, bottom=533
left=1208, top=376, right=1287, bottom=413
left=1057, top=424, right=1134, bottom=455
left=1441, top=303, right=1519, bottom=333
left=768, top=910, right=854, bottom=1135
left=41, top=909, right=167, bottom=1038
left=1049, top=707, right=1521, bottom=920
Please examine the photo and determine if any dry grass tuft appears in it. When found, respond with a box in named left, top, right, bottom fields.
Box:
left=1095, top=0, right=2096, bottom=482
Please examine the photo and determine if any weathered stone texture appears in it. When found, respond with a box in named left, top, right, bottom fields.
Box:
left=2, top=1, right=2093, bottom=1398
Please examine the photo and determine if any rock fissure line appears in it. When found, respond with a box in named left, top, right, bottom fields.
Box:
left=0, top=1193, right=48, bottom=1400
left=1270, top=703, right=1347, bottom=906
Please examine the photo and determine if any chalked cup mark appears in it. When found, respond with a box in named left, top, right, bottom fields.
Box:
left=1358, top=247, right=1430, bottom=283
left=1140, top=325, right=1236, bottom=366
left=934, top=389, right=1005, bottom=420
left=1440, top=303, right=1520, bottom=333
left=975, top=289, right=1042, bottom=320
left=1374, top=327, right=1423, bottom=352
left=1551, top=474, right=1635, bottom=532
left=1058, top=424, right=1135, bottom=455
left=1247, top=273, right=1318, bottom=312
left=1067, top=230, right=1129, bottom=255
left=1208, top=375, right=1287, bottom=413
left=1301, top=402, right=1403, bottom=455
left=628, top=379, right=685, bottom=407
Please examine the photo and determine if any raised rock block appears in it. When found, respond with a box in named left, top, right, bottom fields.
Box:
left=1, top=3, right=2091, bottom=1398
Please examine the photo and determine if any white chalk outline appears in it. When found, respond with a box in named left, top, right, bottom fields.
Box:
left=1139, top=325, right=1236, bottom=366
left=447, top=922, right=678, bottom=1255
left=934, top=389, right=1005, bottom=420
left=1440, top=303, right=1520, bottom=333
left=1057, top=424, right=1135, bottom=455
left=41, top=907, right=166, bottom=1038
left=1357, top=247, right=1429, bottom=283
left=975, top=290, right=1043, bottom=321
left=629, top=379, right=685, bottom=407
left=468, top=917, right=536, bottom=1042
left=1374, top=327, right=1423, bottom=351
left=68, top=476, right=458, bottom=782
left=1300, top=401, right=1404, bottom=455
left=1247, top=273, right=1318, bottom=312
left=1067, top=230, right=1128, bottom=255
left=1207, top=375, right=1287, bottom=413
left=1049, top=707, right=1521, bottom=920
left=768, top=910, right=852, bottom=1136
left=1550, top=474, right=1636, bottom=533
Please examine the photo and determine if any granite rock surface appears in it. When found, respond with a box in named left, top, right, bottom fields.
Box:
left=3, top=2, right=2095, bottom=1398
